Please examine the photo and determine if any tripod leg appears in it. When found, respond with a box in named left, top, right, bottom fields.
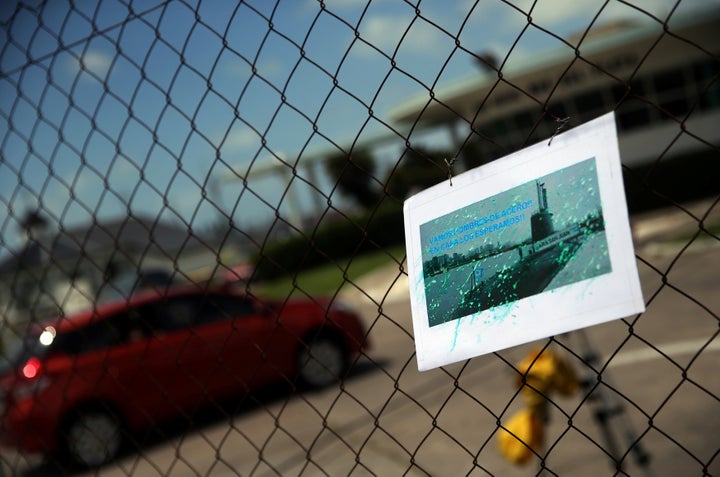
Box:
left=573, top=330, right=653, bottom=475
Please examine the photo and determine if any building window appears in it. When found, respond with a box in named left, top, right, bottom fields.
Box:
left=617, top=100, right=652, bottom=131
left=573, top=91, right=607, bottom=120
left=653, top=69, right=690, bottom=118
left=653, top=70, right=685, bottom=93
left=693, top=60, right=720, bottom=111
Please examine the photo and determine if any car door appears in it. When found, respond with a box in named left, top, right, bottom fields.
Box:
left=197, top=294, right=285, bottom=398
left=84, top=303, right=197, bottom=428
left=52, top=315, right=129, bottom=412
left=138, top=295, right=216, bottom=414
left=98, top=309, right=162, bottom=428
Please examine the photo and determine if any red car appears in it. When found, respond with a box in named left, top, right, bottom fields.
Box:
left=0, top=285, right=368, bottom=467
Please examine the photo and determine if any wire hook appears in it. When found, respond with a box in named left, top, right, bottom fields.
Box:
left=445, top=157, right=456, bottom=186
left=548, top=116, right=570, bottom=146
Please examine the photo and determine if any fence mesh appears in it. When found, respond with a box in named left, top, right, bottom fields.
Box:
left=1, top=0, right=719, bottom=475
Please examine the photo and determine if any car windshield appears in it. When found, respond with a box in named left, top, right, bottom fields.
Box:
left=95, top=274, right=137, bottom=304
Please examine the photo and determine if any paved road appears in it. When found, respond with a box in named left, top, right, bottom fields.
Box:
left=5, top=202, right=719, bottom=476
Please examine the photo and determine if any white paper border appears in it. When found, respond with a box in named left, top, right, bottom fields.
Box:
left=404, top=113, right=645, bottom=371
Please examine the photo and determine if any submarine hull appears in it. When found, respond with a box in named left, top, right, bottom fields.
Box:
left=454, top=238, right=582, bottom=318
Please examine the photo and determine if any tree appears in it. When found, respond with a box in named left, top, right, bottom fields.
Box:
left=19, top=208, right=48, bottom=242
left=458, top=137, right=493, bottom=170
left=324, top=149, right=380, bottom=208
left=385, top=146, right=451, bottom=199
left=474, top=50, right=499, bottom=74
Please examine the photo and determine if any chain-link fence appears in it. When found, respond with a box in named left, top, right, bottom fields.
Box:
left=1, top=0, right=718, bottom=475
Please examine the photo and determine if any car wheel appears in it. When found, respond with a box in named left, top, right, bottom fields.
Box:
left=63, top=408, right=123, bottom=468
left=298, top=335, right=348, bottom=388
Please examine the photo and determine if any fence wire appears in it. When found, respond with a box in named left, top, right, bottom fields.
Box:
left=1, top=0, right=719, bottom=476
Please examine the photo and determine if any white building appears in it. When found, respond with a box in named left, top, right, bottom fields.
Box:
left=388, top=9, right=720, bottom=208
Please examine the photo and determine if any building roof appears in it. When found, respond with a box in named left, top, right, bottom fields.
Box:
left=0, top=215, right=211, bottom=275
left=387, top=8, right=720, bottom=128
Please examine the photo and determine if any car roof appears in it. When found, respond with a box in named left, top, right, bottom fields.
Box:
left=35, top=284, right=246, bottom=334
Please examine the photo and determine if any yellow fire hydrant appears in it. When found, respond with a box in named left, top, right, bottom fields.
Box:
left=497, top=348, right=579, bottom=465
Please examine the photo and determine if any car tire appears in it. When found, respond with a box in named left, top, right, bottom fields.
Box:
left=62, top=407, right=123, bottom=468
left=297, top=335, right=348, bottom=389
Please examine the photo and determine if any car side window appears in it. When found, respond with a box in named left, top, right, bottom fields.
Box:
left=54, top=315, right=127, bottom=355
left=129, top=295, right=254, bottom=334
left=125, top=308, right=151, bottom=342
left=143, top=297, right=199, bottom=333
left=197, top=295, right=256, bottom=325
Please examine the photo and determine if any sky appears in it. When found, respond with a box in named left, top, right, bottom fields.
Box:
left=1, top=0, right=717, bottom=255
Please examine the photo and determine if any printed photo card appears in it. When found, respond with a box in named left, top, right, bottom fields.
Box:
left=404, top=113, right=645, bottom=371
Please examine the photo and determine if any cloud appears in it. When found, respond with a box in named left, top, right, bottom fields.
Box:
left=457, top=0, right=717, bottom=62
left=311, top=0, right=384, bottom=9
left=495, top=0, right=719, bottom=35
left=596, top=0, right=720, bottom=23
left=324, top=0, right=370, bottom=7
left=257, top=59, right=285, bottom=79
left=362, top=16, right=401, bottom=50
left=222, top=59, right=253, bottom=79
left=221, top=128, right=259, bottom=152
left=359, top=14, right=442, bottom=55
left=518, top=0, right=600, bottom=27
left=70, top=50, right=113, bottom=79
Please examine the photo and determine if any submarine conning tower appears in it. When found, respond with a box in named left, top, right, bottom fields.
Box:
left=531, top=181, right=554, bottom=242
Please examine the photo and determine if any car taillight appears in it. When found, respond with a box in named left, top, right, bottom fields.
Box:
left=10, top=358, right=50, bottom=401
left=21, top=357, right=41, bottom=379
